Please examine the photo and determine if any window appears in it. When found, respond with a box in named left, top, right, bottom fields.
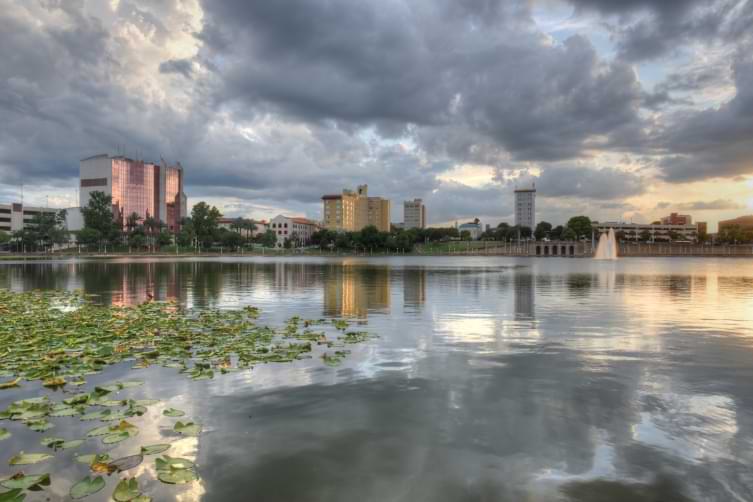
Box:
left=81, top=178, right=108, bottom=187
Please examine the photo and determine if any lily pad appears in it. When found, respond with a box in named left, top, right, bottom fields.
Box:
left=60, top=439, right=85, bottom=450
left=157, top=468, right=198, bottom=484
left=0, top=473, right=51, bottom=490
left=70, top=476, right=105, bottom=499
left=26, top=420, right=54, bottom=432
left=0, top=378, right=20, bottom=390
left=0, top=488, right=24, bottom=502
left=163, top=408, right=185, bottom=417
left=8, top=452, right=53, bottom=465
left=140, top=444, right=170, bottom=455
left=0, top=429, right=10, bottom=441
left=75, top=453, right=111, bottom=465
left=113, top=478, right=140, bottom=502
left=40, top=437, right=65, bottom=448
left=155, top=455, right=195, bottom=471
left=102, top=431, right=130, bottom=444
left=173, top=421, right=202, bottom=436
left=108, top=454, right=143, bottom=472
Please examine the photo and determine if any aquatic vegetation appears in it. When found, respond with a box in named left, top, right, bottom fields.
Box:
left=0, top=289, right=374, bottom=500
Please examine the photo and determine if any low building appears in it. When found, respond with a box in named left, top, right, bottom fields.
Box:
left=661, top=213, right=693, bottom=225
left=403, top=199, right=426, bottom=229
left=594, top=221, right=698, bottom=242
left=718, top=215, right=753, bottom=233
left=0, top=203, right=62, bottom=233
left=696, top=221, right=708, bottom=237
left=269, top=215, right=319, bottom=248
left=458, top=221, right=483, bottom=240
left=217, top=218, right=268, bottom=238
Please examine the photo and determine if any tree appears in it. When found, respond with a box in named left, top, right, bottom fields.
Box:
left=566, top=216, right=593, bottom=239
left=639, top=229, right=652, bottom=242
left=126, top=212, right=140, bottom=234
left=667, top=230, right=681, bottom=241
left=550, top=225, right=564, bottom=240
left=77, top=228, right=101, bottom=248
left=22, top=210, right=68, bottom=250
left=261, top=229, right=277, bottom=248
left=190, top=202, right=222, bottom=248
left=81, top=191, right=118, bottom=247
left=534, top=221, right=552, bottom=240
left=158, top=231, right=173, bottom=247
left=460, top=230, right=471, bottom=241
left=562, top=228, right=577, bottom=241
left=0, top=230, right=9, bottom=245
left=220, top=229, right=243, bottom=248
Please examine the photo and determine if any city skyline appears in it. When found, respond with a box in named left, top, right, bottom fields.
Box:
left=1, top=1, right=752, bottom=232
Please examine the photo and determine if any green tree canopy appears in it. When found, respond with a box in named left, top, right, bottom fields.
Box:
left=566, top=216, right=593, bottom=239
left=81, top=191, right=118, bottom=246
left=534, top=221, right=552, bottom=240
left=190, top=202, right=222, bottom=248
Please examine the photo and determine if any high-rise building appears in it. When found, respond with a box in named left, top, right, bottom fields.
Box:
left=661, top=213, right=693, bottom=225
left=514, top=186, right=536, bottom=229
left=403, top=199, right=426, bottom=229
left=80, top=154, right=187, bottom=232
left=322, top=184, right=390, bottom=232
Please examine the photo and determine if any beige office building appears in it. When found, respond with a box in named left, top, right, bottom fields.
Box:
left=403, top=199, right=426, bottom=229
left=322, top=184, right=391, bottom=232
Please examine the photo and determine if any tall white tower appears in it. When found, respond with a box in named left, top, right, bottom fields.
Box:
left=514, top=185, right=536, bottom=229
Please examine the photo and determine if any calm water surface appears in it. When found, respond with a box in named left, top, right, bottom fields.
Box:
left=2, top=256, right=753, bottom=501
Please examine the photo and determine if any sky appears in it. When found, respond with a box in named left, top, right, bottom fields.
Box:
left=0, top=0, right=752, bottom=231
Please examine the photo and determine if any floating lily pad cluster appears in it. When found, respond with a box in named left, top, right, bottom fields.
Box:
left=0, top=289, right=375, bottom=500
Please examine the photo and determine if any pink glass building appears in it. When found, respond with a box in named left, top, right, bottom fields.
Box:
left=80, top=154, right=187, bottom=232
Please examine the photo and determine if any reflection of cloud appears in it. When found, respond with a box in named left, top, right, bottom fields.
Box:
left=634, top=393, right=738, bottom=462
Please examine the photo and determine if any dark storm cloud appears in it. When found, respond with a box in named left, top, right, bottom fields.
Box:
left=659, top=53, right=753, bottom=182
left=159, top=58, right=195, bottom=78
left=199, top=0, right=645, bottom=163
left=567, top=0, right=751, bottom=62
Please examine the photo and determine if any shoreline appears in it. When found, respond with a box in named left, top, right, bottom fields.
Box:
left=2, top=249, right=753, bottom=260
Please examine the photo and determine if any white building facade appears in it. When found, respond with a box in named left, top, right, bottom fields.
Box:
left=514, top=187, right=536, bottom=229
left=0, top=203, right=61, bottom=233
left=594, top=222, right=699, bottom=242
left=269, top=215, right=319, bottom=248
left=404, top=199, right=426, bottom=229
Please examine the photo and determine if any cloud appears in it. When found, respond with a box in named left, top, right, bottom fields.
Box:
left=529, top=166, right=646, bottom=200
left=654, top=199, right=745, bottom=211
left=658, top=53, right=753, bottom=182
left=159, top=58, right=195, bottom=78
left=0, top=0, right=750, bottom=227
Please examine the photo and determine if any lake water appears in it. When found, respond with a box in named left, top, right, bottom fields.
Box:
left=2, top=256, right=753, bottom=501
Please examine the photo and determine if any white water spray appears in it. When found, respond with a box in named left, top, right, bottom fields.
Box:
left=594, top=228, right=618, bottom=260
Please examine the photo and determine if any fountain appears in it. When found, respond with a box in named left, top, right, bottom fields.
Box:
left=594, top=228, right=618, bottom=260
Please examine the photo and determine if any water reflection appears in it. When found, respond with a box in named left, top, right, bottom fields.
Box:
left=2, top=257, right=753, bottom=501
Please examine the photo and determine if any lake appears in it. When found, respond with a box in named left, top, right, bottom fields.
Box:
left=2, top=256, right=753, bottom=501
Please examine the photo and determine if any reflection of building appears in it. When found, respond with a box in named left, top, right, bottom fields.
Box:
left=513, top=270, right=535, bottom=320
left=403, top=268, right=427, bottom=308
left=403, top=199, right=426, bottom=229
left=514, top=186, right=536, bottom=229
left=661, top=213, right=692, bottom=225
left=323, top=264, right=390, bottom=317
left=322, top=184, right=391, bottom=232
left=80, top=154, right=187, bottom=231
left=269, top=215, right=319, bottom=248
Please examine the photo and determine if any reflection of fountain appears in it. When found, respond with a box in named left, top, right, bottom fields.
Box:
left=594, top=228, right=618, bottom=260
